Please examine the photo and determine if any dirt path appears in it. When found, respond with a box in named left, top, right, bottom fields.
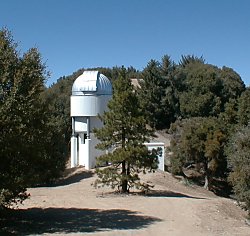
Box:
left=1, top=167, right=249, bottom=236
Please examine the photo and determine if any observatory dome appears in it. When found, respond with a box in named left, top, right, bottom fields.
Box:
left=72, top=71, right=112, bottom=96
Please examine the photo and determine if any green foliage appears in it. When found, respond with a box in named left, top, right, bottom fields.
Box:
left=0, top=29, right=66, bottom=208
left=226, top=125, right=250, bottom=216
left=220, top=66, right=245, bottom=103
left=178, top=63, right=223, bottom=117
left=219, top=87, right=249, bottom=133
left=169, top=117, right=228, bottom=191
left=179, top=55, right=205, bottom=67
left=219, top=99, right=239, bottom=127
left=41, top=74, right=73, bottom=160
left=177, top=61, right=245, bottom=119
left=94, top=68, right=159, bottom=193
left=138, top=55, right=177, bottom=129
left=85, top=66, right=141, bottom=84
left=238, top=88, right=250, bottom=126
left=138, top=54, right=245, bottom=130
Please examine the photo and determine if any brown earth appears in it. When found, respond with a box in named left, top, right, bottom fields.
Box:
left=1, top=167, right=249, bottom=236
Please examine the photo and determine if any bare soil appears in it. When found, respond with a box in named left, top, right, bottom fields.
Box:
left=1, top=167, right=249, bottom=236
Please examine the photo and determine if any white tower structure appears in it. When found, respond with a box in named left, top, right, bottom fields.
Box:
left=70, top=71, right=112, bottom=169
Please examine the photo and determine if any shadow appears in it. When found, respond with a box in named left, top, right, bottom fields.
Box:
left=51, top=171, right=94, bottom=187
left=36, top=168, right=94, bottom=187
left=145, top=190, right=206, bottom=199
left=0, top=207, right=161, bottom=235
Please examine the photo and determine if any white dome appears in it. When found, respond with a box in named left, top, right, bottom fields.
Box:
left=72, top=71, right=112, bottom=95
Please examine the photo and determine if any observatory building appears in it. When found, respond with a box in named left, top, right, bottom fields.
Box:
left=70, top=71, right=112, bottom=169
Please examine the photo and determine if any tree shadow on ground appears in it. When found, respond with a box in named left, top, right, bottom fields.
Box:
left=0, top=207, right=161, bottom=235
left=145, top=190, right=206, bottom=199
left=51, top=170, right=94, bottom=187
left=38, top=168, right=94, bottom=187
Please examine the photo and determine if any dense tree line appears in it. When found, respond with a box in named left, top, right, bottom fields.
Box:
left=141, top=56, right=249, bottom=216
left=138, top=55, right=245, bottom=129
left=138, top=55, right=249, bottom=215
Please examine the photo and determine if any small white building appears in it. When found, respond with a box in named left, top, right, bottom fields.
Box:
left=70, top=71, right=112, bottom=169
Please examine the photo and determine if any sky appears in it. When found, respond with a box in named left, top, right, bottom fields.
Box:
left=1, top=0, right=250, bottom=86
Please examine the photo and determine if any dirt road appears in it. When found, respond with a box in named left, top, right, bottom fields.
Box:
left=1, top=167, right=249, bottom=235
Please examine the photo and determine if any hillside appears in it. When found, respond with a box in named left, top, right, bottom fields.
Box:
left=1, top=167, right=249, bottom=236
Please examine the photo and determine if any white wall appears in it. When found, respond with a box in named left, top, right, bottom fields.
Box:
left=89, top=132, right=106, bottom=168
left=75, top=117, right=87, bottom=132
left=71, top=95, right=111, bottom=117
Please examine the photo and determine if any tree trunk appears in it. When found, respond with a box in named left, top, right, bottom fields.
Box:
left=121, top=127, right=128, bottom=193
left=203, top=162, right=211, bottom=190
left=127, top=162, right=130, bottom=176
left=204, top=175, right=209, bottom=190
left=121, top=160, right=128, bottom=193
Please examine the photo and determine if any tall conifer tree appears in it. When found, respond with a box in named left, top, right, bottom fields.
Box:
left=94, top=68, right=159, bottom=193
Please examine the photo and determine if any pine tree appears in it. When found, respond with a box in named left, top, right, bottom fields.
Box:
left=94, top=68, right=159, bottom=193
left=138, top=59, right=166, bottom=129
left=0, top=29, right=66, bottom=208
left=138, top=56, right=177, bottom=129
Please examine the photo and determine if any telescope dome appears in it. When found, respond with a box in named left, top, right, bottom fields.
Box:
left=72, top=71, right=112, bottom=96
